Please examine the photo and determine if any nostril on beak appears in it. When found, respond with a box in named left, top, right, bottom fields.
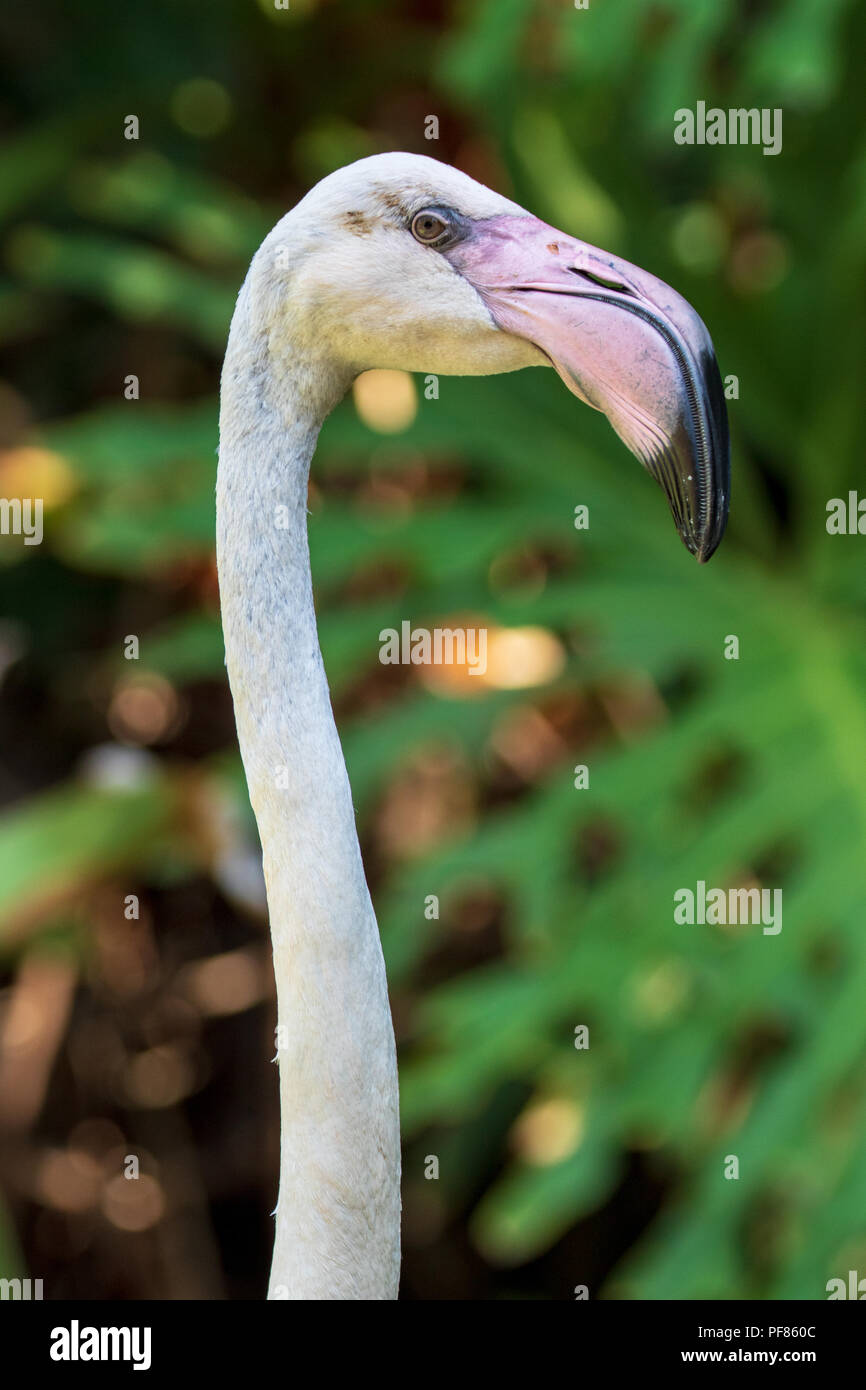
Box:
left=570, top=266, right=635, bottom=295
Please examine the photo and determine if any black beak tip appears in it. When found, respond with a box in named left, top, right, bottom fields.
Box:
left=696, top=526, right=723, bottom=564
left=680, top=509, right=727, bottom=564
left=686, top=355, right=730, bottom=565
left=671, top=478, right=728, bottom=564
left=640, top=347, right=730, bottom=566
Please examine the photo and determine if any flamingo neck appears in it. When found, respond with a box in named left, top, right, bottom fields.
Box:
left=216, top=277, right=401, bottom=1300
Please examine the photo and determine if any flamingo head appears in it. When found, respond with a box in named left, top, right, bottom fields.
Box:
left=260, top=153, right=730, bottom=561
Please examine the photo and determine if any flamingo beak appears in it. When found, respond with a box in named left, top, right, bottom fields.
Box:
left=444, top=215, right=730, bottom=562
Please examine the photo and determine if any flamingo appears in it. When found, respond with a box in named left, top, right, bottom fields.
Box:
left=215, top=152, right=729, bottom=1300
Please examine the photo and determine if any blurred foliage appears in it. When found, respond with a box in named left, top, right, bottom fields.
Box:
left=0, top=0, right=865, bottom=1299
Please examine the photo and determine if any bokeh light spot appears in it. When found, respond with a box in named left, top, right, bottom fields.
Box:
left=353, top=370, right=418, bottom=434
left=511, top=1098, right=584, bottom=1166
left=170, top=79, right=233, bottom=138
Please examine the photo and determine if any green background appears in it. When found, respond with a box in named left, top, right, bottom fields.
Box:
left=0, top=0, right=864, bottom=1299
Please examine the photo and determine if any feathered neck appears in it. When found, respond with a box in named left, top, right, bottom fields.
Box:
left=216, top=273, right=401, bottom=1299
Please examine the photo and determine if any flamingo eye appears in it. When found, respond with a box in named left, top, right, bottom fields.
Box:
left=411, top=209, right=451, bottom=246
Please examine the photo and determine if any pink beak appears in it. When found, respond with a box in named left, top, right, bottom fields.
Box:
left=444, top=215, right=730, bottom=562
